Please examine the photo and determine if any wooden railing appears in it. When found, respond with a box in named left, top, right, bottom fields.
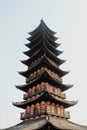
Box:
left=23, top=91, right=66, bottom=100
left=23, top=85, right=66, bottom=100
left=20, top=102, right=70, bottom=120
left=20, top=111, right=70, bottom=120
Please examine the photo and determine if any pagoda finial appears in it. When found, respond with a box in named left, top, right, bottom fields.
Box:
left=40, top=18, right=44, bottom=23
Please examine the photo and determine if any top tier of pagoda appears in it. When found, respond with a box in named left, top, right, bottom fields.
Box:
left=13, top=20, right=77, bottom=123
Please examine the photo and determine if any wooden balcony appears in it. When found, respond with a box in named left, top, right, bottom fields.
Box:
left=20, top=111, right=70, bottom=120
left=23, top=87, right=45, bottom=100
left=23, top=87, right=66, bottom=100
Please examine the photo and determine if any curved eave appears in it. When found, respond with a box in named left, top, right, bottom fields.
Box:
left=24, top=39, right=63, bottom=57
left=27, top=32, right=42, bottom=43
left=24, top=38, right=43, bottom=56
left=24, top=43, right=62, bottom=58
left=25, top=36, right=42, bottom=48
left=19, top=70, right=62, bottom=85
left=25, top=38, right=60, bottom=50
left=41, top=19, right=56, bottom=35
left=20, top=56, right=69, bottom=78
left=29, top=28, right=57, bottom=41
left=42, top=44, right=63, bottom=62
left=29, top=20, right=56, bottom=36
left=25, top=42, right=60, bottom=50
left=44, top=56, right=68, bottom=77
left=17, top=71, right=72, bottom=92
left=44, top=38, right=63, bottom=56
left=5, top=116, right=87, bottom=130
left=49, top=117, right=86, bottom=130
left=22, top=47, right=65, bottom=66
left=28, top=27, right=57, bottom=42
left=13, top=92, right=77, bottom=109
left=41, top=19, right=56, bottom=34
left=45, top=33, right=59, bottom=48
left=26, top=40, right=59, bottom=49
left=27, top=30, right=59, bottom=49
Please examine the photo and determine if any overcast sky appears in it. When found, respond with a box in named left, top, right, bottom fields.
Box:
left=0, top=0, right=87, bottom=129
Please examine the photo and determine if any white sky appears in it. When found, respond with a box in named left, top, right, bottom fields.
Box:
left=0, top=0, right=87, bottom=129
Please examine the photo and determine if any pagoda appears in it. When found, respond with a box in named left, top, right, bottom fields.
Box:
left=10, top=20, right=87, bottom=130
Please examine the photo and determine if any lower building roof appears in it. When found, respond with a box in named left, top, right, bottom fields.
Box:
left=3, top=116, right=87, bottom=130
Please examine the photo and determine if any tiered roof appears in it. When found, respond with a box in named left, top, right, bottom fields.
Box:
left=11, top=20, right=87, bottom=130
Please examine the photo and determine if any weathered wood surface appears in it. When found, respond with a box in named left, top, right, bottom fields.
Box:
left=3, top=116, right=87, bottom=130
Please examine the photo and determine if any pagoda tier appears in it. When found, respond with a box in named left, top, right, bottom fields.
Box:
left=20, top=57, right=68, bottom=78
left=26, top=35, right=60, bottom=49
left=22, top=82, right=66, bottom=100
left=19, top=66, right=68, bottom=80
left=26, top=21, right=60, bottom=49
left=13, top=91, right=77, bottom=109
left=28, top=27, right=58, bottom=42
left=27, top=32, right=58, bottom=47
left=21, top=48, right=65, bottom=66
left=16, top=72, right=72, bottom=92
left=24, top=38, right=63, bottom=57
left=20, top=102, right=70, bottom=120
left=29, top=20, right=56, bottom=36
left=27, top=20, right=57, bottom=46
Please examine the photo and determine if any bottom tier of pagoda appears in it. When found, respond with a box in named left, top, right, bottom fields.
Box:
left=20, top=101, right=70, bottom=120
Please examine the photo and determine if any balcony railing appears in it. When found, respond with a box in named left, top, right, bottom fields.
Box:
left=23, top=87, right=66, bottom=100
left=23, top=87, right=45, bottom=100
left=20, top=111, right=70, bottom=120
